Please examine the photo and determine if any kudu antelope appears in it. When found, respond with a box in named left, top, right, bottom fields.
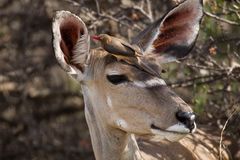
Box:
left=52, top=0, right=229, bottom=159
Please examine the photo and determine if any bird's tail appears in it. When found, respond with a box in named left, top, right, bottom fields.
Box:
left=133, top=58, right=161, bottom=78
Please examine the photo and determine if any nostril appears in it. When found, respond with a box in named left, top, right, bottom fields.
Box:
left=176, top=111, right=196, bottom=131
left=176, top=111, right=195, bottom=123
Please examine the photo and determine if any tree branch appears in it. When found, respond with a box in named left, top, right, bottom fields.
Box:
left=204, top=10, right=240, bottom=26
left=219, top=102, right=239, bottom=160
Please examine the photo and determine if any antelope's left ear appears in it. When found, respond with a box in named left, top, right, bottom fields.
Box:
left=52, top=11, right=90, bottom=81
left=132, top=0, right=203, bottom=63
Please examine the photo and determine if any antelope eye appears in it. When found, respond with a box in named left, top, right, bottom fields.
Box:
left=106, top=74, right=129, bottom=85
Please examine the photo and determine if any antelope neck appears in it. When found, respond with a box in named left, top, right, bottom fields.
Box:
left=82, top=87, right=143, bottom=160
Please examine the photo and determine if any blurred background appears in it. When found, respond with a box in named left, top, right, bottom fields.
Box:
left=0, top=0, right=239, bottom=159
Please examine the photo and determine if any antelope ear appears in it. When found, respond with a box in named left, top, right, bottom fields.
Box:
left=52, top=11, right=90, bottom=80
left=132, top=0, right=203, bottom=63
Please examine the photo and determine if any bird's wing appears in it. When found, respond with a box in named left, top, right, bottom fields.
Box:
left=132, top=0, right=203, bottom=63
left=107, top=37, right=138, bottom=56
left=120, top=42, right=138, bottom=56
left=117, top=38, right=143, bottom=56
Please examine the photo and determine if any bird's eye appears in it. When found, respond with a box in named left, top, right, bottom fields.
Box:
left=106, top=74, right=129, bottom=85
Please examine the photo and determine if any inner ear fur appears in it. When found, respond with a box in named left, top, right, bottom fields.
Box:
left=154, top=0, right=203, bottom=60
left=59, top=16, right=85, bottom=71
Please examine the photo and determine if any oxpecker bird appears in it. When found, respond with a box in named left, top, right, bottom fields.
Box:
left=91, top=34, right=160, bottom=77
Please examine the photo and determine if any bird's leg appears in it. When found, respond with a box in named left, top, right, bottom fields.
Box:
left=114, top=55, right=127, bottom=62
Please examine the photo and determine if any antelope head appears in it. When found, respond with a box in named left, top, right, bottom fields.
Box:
left=52, top=0, right=203, bottom=145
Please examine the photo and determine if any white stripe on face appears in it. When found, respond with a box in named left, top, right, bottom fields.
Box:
left=145, top=77, right=166, bottom=86
left=133, top=77, right=166, bottom=88
left=107, top=70, right=121, bottom=75
left=107, top=95, right=113, bottom=108
left=133, top=81, right=147, bottom=88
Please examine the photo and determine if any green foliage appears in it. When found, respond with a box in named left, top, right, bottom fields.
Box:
left=193, top=85, right=209, bottom=115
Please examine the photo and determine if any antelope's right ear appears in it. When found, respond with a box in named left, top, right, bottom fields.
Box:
left=52, top=11, right=90, bottom=81
left=132, top=0, right=203, bottom=63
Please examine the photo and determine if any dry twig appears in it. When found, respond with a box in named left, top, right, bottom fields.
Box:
left=204, top=10, right=240, bottom=26
left=64, top=0, right=80, bottom=6
left=219, top=103, right=239, bottom=160
left=185, top=62, right=225, bottom=72
left=94, top=0, right=101, bottom=15
left=168, top=73, right=227, bottom=88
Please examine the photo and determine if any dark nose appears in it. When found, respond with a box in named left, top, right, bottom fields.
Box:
left=176, top=111, right=196, bottom=132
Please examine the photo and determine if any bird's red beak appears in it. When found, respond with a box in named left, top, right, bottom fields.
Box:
left=91, top=35, right=101, bottom=41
